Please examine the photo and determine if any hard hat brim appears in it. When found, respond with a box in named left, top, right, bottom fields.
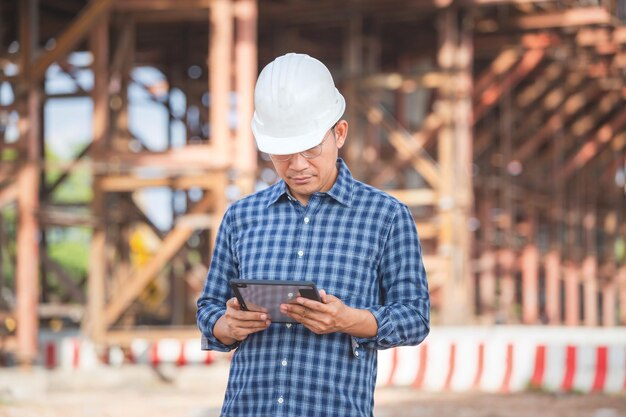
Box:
left=252, top=91, right=346, bottom=156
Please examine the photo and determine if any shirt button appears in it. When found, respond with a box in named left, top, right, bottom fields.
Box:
left=278, top=396, right=284, bottom=404
left=304, top=217, right=310, bottom=224
left=297, top=250, right=304, bottom=257
left=281, top=359, right=288, bottom=366
left=355, top=351, right=360, bottom=357
left=285, top=323, right=292, bottom=328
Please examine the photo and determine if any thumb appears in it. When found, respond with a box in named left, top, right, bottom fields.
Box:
left=319, top=289, right=328, bottom=303
left=228, top=297, right=241, bottom=310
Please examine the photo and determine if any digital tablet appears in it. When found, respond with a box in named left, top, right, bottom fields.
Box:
left=230, top=279, right=321, bottom=323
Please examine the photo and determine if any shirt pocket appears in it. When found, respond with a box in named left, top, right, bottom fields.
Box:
left=313, top=250, right=379, bottom=307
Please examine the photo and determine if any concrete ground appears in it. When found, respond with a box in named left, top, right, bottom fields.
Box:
left=0, top=360, right=624, bottom=417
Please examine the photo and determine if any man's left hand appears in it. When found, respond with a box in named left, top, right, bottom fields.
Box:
left=280, top=290, right=377, bottom=337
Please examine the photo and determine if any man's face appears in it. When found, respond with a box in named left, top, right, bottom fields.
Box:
left=271, top=121, right=347, bottom=205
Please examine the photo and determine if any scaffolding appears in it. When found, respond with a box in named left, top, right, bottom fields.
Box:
left=0, top=0, right=625, bottom=365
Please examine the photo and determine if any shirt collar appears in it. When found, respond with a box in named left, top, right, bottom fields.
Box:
left=266, top=158, right=354, bottom=207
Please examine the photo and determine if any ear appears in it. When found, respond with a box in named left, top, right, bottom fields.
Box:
left=334, top=120, right=348, bottom=149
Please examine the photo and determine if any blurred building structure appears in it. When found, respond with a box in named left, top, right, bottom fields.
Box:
left=0, top=0, right=625, bottom=365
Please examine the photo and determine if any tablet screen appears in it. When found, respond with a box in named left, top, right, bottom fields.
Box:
left=230, top=280, right=320, bottom=323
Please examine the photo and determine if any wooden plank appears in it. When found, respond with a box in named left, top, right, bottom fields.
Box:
left=234, top=0, right=258, bottom=196
left=415, top=221, right=438, bottom=239
left=558, top=107, right=626, bottom=181
left=356, top=71, right=446, bottom=90
left=0, top=182, right=18, bottom=209
left=515, top=61, right=564, bottom=109
left=564, top=264, right=580, bottom=326
left=15, top=0, right=40, bottom=364
left=114, top=0, right=212, bottom=11
left=461, top=0, right=555, bottom=4
left=503, top=72, right=588, bottom=166
left=85, top=14, right=109, bottom=343
left=507, top=8, right=612, bottom=30
left=521, top=244, right=539, bottom=324
left=473, top=49, right=544, bottom=124
left=100, top=175, right=219, bottom=191
left=582, top=255, right=598, bottom=326
left=513, top=82, right=602, bottom=163
left=544, top=250, right=561, bottom=324
left=386, top=188, right=437, bottom=206
left=473, top=49, right=519, bottom=97
left=97, top=145, right=230, bottom=172
left=210, top=0, right=233, bottom=157
left=31, top=0, right=114, bottom=81
left=103, top=193, right=213, bottom=328
left=15, top=93, right=41, bottom=362
left=386, top=131, right=441, bottom=188
left=355, top=99, right=441, bottom=188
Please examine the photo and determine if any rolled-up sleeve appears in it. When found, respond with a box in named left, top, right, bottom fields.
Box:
left=355, top=204, right=430, bottom=350
left=196, top=207, right=239, bottom=352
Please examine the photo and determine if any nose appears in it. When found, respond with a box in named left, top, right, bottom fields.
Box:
left=288, top=153, right=309, bottom=171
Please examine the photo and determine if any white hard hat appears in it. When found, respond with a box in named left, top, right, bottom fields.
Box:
left=251, top=53, right=346, bottom=155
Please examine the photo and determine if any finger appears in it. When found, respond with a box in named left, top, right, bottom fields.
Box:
left=228, top=308, right=268, bottom=322
left=280, top=304, right=307, bottom=317
left=319, top=289, right=327, bottom=303
left=230, top=318, right=271, bottom=329
left=227, top=297, right=241, bottom=310
left=296, top=296, right=327, bottom=312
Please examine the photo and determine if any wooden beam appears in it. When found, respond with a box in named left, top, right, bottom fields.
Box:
left=473, top=49, right=544, bottom=125
left=473, top=49, right=519, bottom=98
left=85, top=14, right=109, bottom=343
left=558, top=107, right=626, bottom=181
left=103, top=193, right=213, bottom=328
left=521, top=243, right=539, bottom=323
left=544, top=250, right=561, bottom=324
left=100, top=175, right=220, bottom=191
left=460, top=0, right=557, bottom=4
left=437, top=8, right=473, bottom=325
left=513, top=82, right=601, bottom=163
left=234, top=0, right=258, bottom=196
left=114, top=0, right=212, bottom=11
left=386, top=189, right=437, bottom=206
left=31, top=0, right=114, bottom=81
left=96, top=145, right=230, bottom=172
left=16, top=0, right=40, bottom=365
left=506, top=7, right=613, bottom=30
left=355, top=99, right=441, bottom=189
left=356, top=71, right=446, bottom=90
left=0, top=182, right=18, bottom=209
left=515, top=61, right=564, bottom=109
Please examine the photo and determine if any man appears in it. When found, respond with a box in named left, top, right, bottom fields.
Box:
left=197, top=53, right=430, bottom=417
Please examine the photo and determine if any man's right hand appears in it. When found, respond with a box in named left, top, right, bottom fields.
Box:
left=214, top=298, right=271, bottom=345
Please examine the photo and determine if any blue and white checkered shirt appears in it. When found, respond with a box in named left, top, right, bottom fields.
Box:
left=197, top=158, right=430, bottom=417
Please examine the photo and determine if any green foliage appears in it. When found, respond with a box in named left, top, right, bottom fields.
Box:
left=47, top=227, right=91, bottom=281
left=0, top=148, right=18, bottom=161
left=1, top=208, right=16, bottom=288
left=45, top=146, right=92, bottom=204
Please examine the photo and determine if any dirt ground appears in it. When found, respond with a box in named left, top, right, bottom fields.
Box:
left=0, top=360, right=624, bottom=417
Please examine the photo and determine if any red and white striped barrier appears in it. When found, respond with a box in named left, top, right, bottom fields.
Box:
left=39, top=332, right=214, bottom=369
left=377, top=326, right=626, bottom=393
left=129, top=338, right=214, bottom=366
left=36, top=326, right=626, bottom=394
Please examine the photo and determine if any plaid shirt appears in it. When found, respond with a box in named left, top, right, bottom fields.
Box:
left=197, top=159, right=430, bottom=417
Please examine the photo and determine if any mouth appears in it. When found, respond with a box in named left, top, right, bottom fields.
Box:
left=291, top=176, right=313, bottom=185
